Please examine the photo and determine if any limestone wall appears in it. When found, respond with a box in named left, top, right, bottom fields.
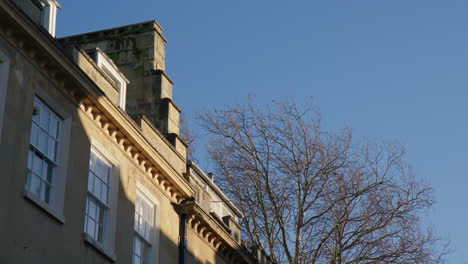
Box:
left=0, top=29, right=181, bottom=264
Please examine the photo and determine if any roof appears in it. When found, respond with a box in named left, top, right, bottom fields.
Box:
left=188, top=161, right=244, bottom=218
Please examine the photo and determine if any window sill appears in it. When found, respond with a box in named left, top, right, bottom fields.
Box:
left=23, top=189, right=65, bottom=224
left=83, top=233, right=117, bottom=262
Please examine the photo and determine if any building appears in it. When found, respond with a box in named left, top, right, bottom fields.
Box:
left=0, top=1, right=272, bottom=263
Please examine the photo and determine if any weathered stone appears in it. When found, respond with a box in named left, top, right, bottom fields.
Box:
left=59, top=21, right=176, bottom=138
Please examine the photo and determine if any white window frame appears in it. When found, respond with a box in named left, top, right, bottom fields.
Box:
left=0, top=46, right=10, bottom=143
left=133, top=182, right=161, bottom=264
left=92, top=49, right=129, bottom=110
left=23, top=90, right=71, bottom=224
left=84, top=149, right=111, bottom=243
left=26, top=97, right=62, bottom=204
left=39, top=0, right=61, bottom=37
left=83, top=141, right=119, bottom=261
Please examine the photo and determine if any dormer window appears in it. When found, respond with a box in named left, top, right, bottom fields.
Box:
left=10, top=0, right=60, bottom=37
left=40, top=0, right=61, bottom=37
left=87, top=48, right=130, bottom=110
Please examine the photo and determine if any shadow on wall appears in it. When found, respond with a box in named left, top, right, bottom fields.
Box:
left=72, top=92, right=241, bottom=264
left=0, top=74, right=229, bottom=264
left=0, top=5, right=244, bottom=263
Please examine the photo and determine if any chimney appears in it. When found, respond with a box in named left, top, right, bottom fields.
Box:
left=207, top=173, right=214, bottom=182
left=59, top=21, right=182, bottom=144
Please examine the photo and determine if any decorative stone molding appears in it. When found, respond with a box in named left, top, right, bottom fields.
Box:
left=79, top=97, right=187, bottom=203
left=0, top=18, right=86, bottom=105
left=179, top=202, right=255, bottom=264
left=1, top=0, right=193, bottom=204
left=0, top=3, right=262, bottom=263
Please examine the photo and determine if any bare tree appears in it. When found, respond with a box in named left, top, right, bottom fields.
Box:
left=198, top=99, right=449, bottom=264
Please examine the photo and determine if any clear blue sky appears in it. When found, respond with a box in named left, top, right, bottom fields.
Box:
left=57, top=1, right=468, bottom=262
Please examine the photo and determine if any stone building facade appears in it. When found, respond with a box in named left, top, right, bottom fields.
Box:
left=0, top=1, right=272, bottom=264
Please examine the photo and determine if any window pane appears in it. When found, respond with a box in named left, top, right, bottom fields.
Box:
left=30, top=123, right=39, bottom=147
left=27, top=97, right=62, bottom=205
left=139, top=215, right=144, bottom=234
left=135, top=215, right=140, bottom=233
left=86, top=150, right=111, bottom=244
left=95, top=159, right=102, bottom=178
left=84, top=216, right=88, bottom=232
left=49, top=116, right=59, bottom=138
left=32, top=153, right=42, bottom=175
left=146, top=222, right=151, bottom=240
left=142, top=202, right=147, bottom=218
left=41, top=160, right=49, bottom=180
left=39, top=105, right=50, bottom=130
left=88, top=172, right=94, bottom=193
left=97, top=204, right=105, bottom=242
left=38, top=129, right=48, bottom=154
left=133, top=194, right=154, bottom=264
left=45, top=162, right=53, bottom=183
left=85, top=195, right=107, bottom=243
left=101, top=182, right=108, bottom=204
left=89, top=152, right=96, bottom=172
left=134, top=213, right=138, bottom=231
left=43, top=181, right=51, bottom=203
left=48, top=137, right=57, bottom=161
left=96, top=205, right=103, bottom=224
left=133, top=236, right=151, bottom=264
left=93, top=176, right=101, bottom=198
left=32, top=100, right=40, bottom=123
left=88, top=199, right=97, bottom=219
left=97, top=223, right=104, bottom=242
left=30, top=174, right=41, bottom=196
left=86, top=217, right=96, bottom=239
left=144, top=222, right=149, bottom=240
left=134, top=236, right=142, bottom=254
left=85, top=197, right=89, bottom=216
left=133, top=255, right=142, bottom=264
left=134, top=194, right=155, bottom=242
left=135, top=197, right=141, bottom=213
left=101, top=163, right=109, bottom=182
left=88, top=151, right=111, bottom=204
left=94, top=154, right=99, bottom=174
left=27, top=149, right=33, bottom=170
left=38, top=180, right=46, bottom=201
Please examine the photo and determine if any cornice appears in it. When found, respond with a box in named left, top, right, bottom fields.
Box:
left=0, top=0, right=194, bottom=202
left=179, top=202, right=255, bottom=264
left=79, top=98, right=193, bottom=202
left=58, top=20, right=167, bottom=44
left=188, top=161, right=244, bottom=217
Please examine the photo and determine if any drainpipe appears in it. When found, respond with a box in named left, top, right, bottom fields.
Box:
left=179, top=213, right=187, bottom=264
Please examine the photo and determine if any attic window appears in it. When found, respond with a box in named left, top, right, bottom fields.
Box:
left=40, top=0, right=61, bottom=37
left=87, top=48, right=129, bottom=110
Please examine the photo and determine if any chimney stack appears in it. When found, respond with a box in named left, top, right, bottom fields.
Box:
left=59, top=21, right=182, bottom=146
